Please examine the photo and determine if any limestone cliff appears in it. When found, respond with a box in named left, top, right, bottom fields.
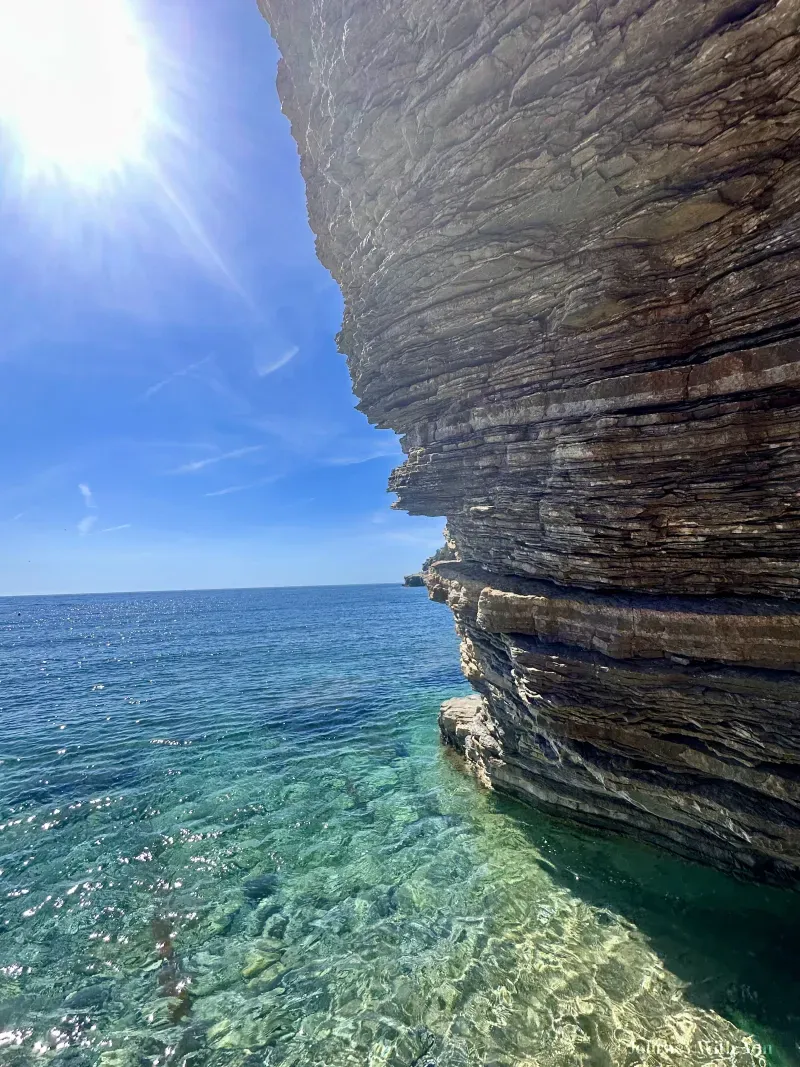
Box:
left=258, top=0, right=800, bottom=883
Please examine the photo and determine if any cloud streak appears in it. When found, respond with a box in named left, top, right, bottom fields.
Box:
left=325, top=444, right=404, bottom=467
left=77, top=483, right=99, bottom=536
left=77, top=515, right=97, bottom=536
left=101, top=524, right=132, bottom=533
left=143, top=356, right=213, bottom=399
left=257, top=417, right=404, bottom=470
left=205, top=475, right=280, bottom=498
left=255, top=345, right=299, bottom=377
left=171, top=445, right=263, bottom=475
left=78, top=483, right=96, bottom=508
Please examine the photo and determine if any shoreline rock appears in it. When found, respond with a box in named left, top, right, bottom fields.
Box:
left=403, top=573, right=425, bottom=587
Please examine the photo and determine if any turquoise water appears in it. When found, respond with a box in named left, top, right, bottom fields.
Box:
left=1, top=585, right=798, bottom=1067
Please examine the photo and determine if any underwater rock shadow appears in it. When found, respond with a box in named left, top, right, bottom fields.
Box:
left=488, top=790, right=800, bottom=1067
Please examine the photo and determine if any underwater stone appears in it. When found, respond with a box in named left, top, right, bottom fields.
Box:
left=243, top=872, right=280, bottom=902
left=241, top=950, right=281, bottom=979
left=63, top=984, right=112, bottom=1012
left=97, top=1053, right=134, bottom=1067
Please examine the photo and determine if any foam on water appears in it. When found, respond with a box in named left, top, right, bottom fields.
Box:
left=0, top=586, right=798, bottom=1067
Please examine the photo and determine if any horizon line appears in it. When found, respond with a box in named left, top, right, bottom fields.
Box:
left=0, top=579, right=427, bottom=599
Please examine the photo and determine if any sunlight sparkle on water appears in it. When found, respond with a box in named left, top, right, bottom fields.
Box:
left=0, top=0, right=153, bottom=182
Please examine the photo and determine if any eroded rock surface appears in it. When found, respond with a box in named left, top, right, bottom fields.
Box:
left=258, top=0, right=800, bottom=882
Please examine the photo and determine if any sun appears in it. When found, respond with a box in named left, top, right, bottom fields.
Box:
left=0, top=0, right=153, bottom=183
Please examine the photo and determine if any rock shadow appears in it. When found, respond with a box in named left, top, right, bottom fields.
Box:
left=489, top=790, right=800, bottom=1067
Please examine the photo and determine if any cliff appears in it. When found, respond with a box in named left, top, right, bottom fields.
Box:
left=258, top=0, right=800, bottom=883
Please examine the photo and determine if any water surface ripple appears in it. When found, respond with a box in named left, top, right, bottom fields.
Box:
left=0, top=586, right=798, bottom=1067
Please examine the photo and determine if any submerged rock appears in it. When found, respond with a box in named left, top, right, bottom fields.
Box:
left=243, top=872, right=280, bottom=902
left=63, top=983, right=112, bottom=1012
left=258, top=0, right=800, bottom=883
left=241, top=949, right=281, bottom=979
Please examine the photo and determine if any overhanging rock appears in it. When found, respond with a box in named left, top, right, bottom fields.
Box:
left=259, top=0, right=800, bottom=882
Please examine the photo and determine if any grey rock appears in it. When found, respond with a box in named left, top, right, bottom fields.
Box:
left=242, top=872, right=280, bottom=902
left=63, top=983, right=112, bottom=1012
left=258, top=0, right=800, bottom=882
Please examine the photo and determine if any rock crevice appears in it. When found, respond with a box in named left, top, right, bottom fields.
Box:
left=259, top=0, right=800, bottom=881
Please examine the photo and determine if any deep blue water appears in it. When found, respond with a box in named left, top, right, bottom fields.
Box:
left=1, top=585, right=798, bottom=1067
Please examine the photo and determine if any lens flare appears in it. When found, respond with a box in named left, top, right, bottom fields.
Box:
left=0, top=0, right=153, bottom=182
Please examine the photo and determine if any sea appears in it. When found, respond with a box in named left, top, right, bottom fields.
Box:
left=1, top=584, right=798, bottom=1067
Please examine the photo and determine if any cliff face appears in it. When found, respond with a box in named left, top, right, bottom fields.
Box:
left=258, top=0, right=800, bottom=882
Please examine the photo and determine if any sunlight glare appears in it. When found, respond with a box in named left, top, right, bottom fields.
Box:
left=0, top=0, right=153, bottom=182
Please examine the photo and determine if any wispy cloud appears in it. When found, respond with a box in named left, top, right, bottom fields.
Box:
left=255, top=345, right=299, bottom=377
left=205, top=476, right=280, bottom=498
left=205, top=485, right=249, bottom=498
left=76, top=483, right=99, bottom=536
left=143, top=356, right=213, bottom=399
left=78, top=483, right=96, bottom=508
left=101, top=524, right=132, bottom=533
left=382, top=530, right=442, bottom=545
left=257, top=417, right=404, bottom=470
left=325, top=442, right=404, bottom=466
left=257, top=414, right=342, bottom=457
left=171, top=445, right=263, bottom=475
left=77, top=515, right=97, bottom=536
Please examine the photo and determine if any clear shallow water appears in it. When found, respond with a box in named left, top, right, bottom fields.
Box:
left=1, top=585, right=798, bottom=1067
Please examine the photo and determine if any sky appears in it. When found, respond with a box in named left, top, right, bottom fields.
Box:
left=0, top=0, right=444, bottom=595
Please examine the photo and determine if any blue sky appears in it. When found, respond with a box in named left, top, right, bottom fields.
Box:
left=0, top=0, right=443, bottom=595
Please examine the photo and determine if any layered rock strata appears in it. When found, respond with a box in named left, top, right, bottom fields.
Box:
left=258, top=0, right=800, bottom=881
